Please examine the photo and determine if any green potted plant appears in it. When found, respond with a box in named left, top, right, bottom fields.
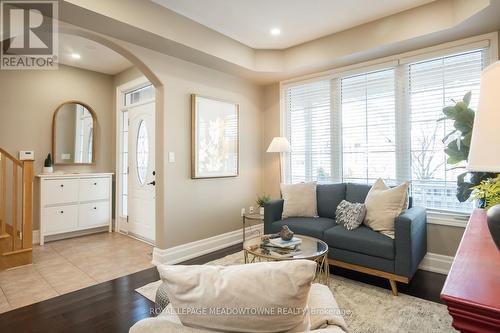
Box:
left=256, top=194, right=271, bottom=215
left=470, top=176, right=500, bottom=210
left=439, top=92, right=496, bottom=206
left=43, top=153, right=53, bottom=174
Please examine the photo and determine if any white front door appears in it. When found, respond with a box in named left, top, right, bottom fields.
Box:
left=128, top=102, right=155, bottom=243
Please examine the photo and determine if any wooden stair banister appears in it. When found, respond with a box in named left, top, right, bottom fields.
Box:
left=0, top=153, right=6, bottom=235
left=0, top=147, right=34, bottom=270
left=22, top=158, right=33, bottom=248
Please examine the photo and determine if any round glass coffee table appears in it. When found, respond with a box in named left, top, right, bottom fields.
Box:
left=243, top=234, right=329, bottom=285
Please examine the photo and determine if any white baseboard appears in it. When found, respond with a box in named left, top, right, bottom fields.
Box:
left=35, top=224, right=453, bottom=275
left=153, top=226, right=453, bottom=274
left=152, top=224, right=262, bottom=265
left=418, top=252, right=453, bottom=275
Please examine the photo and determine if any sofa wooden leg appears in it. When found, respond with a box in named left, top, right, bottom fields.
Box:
left=389, top=279, right=398, bottom=296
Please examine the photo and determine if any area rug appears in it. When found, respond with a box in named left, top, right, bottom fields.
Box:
left=136, top=251, right=456, bottom=333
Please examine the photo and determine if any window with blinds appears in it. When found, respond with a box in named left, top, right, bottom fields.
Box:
left=408, top=49, right=487, bottom=213
left=283, top=42, right=490, bottom=215
left=340, top=69, right=396, bottom=184
left=285, top=80, right=331, bottom=184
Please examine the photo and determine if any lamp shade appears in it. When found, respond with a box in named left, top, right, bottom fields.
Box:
left=266, top=137, right=291, bottom=153
left=468, top=61, right=500, bottom=172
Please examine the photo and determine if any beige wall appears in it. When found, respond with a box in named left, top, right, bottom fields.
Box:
left=0, top=65, right=115, bottom=229
left=114, top=66, right=143, bottom=87
left=156, top=53, right=263, bottom=248
left=110, top=43, right=264, bottom=248
left=0, top=32, right=263, bottom=249
left=427, top=224, right=464, bottom=256
left=3, top=26, right=490, bottom=255
left=262, top=83, right=281, bottom=199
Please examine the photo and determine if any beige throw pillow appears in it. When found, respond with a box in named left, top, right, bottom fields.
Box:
left=363, top=179, right=410, bottom=239
left=280, top=182, right=318, bottom=218
left=157, top=260, right=317, bottom=333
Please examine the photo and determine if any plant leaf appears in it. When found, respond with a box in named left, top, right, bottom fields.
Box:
left=442, top=106, right=457, bottom=118
left=462, top=132, right=472, bottom=147
left=442, top=129, right=458, bottom=143
left=463, top=91, right=472, bottom=106
left=455, top=101, right=468, bottom=112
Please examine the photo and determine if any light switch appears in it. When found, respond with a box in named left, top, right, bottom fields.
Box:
left=168, top=152, right=175, bottom=163
left=61, top=153, right=71, bottom=160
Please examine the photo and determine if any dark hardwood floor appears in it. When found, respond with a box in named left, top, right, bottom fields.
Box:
left=0, top=244, right=446, bottom=333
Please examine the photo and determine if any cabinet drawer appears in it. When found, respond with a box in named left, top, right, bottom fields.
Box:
left=79, top=177, right=110, bottom=202
left=43, top=205, right=78, bottom=234
left=78, top=201, right=110, bottom=228
left=43, top=179, right=79, bottom=205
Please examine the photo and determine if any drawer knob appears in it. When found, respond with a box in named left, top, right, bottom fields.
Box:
left=94, top=207, right=97, bottom=210
left=60, top=211, right=64, bottom=214
left=60, top=184, right=64, bottom=188
left=94, top=182, right=97, bottom=185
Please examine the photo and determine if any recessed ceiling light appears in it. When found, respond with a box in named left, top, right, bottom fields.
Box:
left=71, top=53, right=81, bottom=59
left=270, top=28, right=281, bottom=36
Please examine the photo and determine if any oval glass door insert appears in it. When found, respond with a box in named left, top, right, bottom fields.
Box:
left=136, top=120, right=149, bottom=184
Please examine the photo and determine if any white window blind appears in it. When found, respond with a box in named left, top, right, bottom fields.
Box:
left=283, top=42, right=491, bottom=214
left=340, top=69, right=396, bottom=184
left=285, top=80, right=331, bottom=183
left=408, top=49, right=488, bottom=213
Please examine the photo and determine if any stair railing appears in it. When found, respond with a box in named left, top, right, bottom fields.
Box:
left=0, top=148, right=33, bottom=253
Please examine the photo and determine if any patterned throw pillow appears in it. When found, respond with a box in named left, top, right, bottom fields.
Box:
left=335, top=200, right=366, bottom=230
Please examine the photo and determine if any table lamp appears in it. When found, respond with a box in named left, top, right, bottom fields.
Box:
left=468, top=60, right=500, bottom=249
left=266, top=137, right=291, bottom=183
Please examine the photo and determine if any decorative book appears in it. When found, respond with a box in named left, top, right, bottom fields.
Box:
left=268, top=237, right=302, bottom=249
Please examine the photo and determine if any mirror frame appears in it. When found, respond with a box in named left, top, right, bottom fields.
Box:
left=52, top=100, right=97, bottom=166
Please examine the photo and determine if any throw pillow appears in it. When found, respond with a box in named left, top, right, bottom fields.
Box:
left=280, top=182, right=318, bottom=218
left=157, top=260, right=317, bottom=333
left=363, top=178, right=410, bottom=238
left=335, top=200, right=366, bottom=230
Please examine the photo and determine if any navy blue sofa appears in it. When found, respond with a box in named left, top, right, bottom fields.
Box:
left=264, top=183, right=427, bottom=295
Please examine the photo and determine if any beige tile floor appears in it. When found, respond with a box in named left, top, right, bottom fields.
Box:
left=0, top=232, right=154, bottom=314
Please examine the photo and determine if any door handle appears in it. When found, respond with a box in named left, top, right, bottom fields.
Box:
left=147, top=180, right=156, bottom=186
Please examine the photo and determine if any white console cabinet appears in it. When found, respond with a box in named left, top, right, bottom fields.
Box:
left=37, top=173, right=113, bottom=245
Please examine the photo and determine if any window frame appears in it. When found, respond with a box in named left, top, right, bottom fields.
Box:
left=280, top=32, right=498, bottom=224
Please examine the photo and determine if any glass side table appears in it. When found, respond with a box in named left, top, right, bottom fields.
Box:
left=242, top=213, right=264, bottom=244
left=243, top=234, right=330, bottom=285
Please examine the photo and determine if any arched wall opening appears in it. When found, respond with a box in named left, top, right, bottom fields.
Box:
left=58, top=27, right=166, bottom=248
left=1, top=26, right=166, bottom=247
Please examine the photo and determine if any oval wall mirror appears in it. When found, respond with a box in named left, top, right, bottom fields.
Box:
left=52, top=101, right=97, bottom=165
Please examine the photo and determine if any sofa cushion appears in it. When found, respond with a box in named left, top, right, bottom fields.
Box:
left=328, top=247, right=395, bottom=274
left=281, top=182, right=318, bottom=218
left=364, top=179, right=409, bottom=239
left=324, top=225, right=395, bottom=260
left=271, top=217, right=336, bottom=239
left=335, top=200, right=366, bottom=230
left=346, top=182, right=414, bottom=208
left=345, top=183, right=372, bottom=203
left=316, top=184, right=346, bottom=219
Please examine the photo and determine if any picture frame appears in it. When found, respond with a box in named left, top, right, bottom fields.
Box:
left=191, top=94, right=239, bottom=179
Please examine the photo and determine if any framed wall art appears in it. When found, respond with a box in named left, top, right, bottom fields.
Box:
left=191, top=94, right=239, bottom=179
